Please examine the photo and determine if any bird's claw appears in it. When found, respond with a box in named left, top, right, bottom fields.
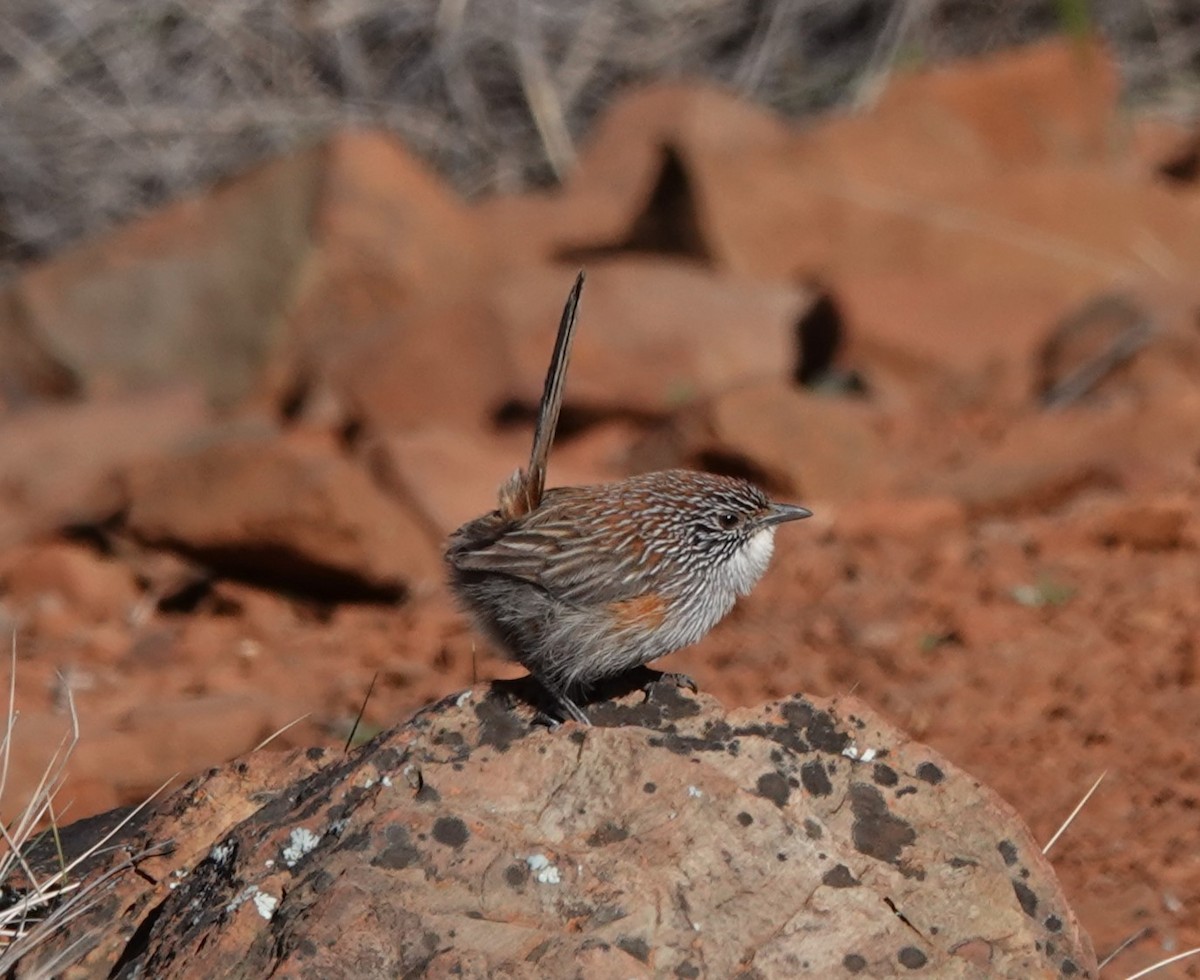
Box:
left=645, top=671, right=699, bottom=697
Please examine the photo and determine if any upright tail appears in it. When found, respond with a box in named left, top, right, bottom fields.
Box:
left=498, top=271, right=585, bottom=519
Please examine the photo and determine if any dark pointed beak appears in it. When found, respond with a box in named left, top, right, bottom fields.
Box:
left=764, top=502, right=813, bottom=526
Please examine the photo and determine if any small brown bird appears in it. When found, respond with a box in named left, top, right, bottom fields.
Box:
left=446, top=273, right=811, bottom=724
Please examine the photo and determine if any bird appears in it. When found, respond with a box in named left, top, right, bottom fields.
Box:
left=445, top=272, right=811, bottom=724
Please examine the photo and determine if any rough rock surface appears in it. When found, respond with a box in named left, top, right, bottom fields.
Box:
left=21, top=682, right=1094, bottom=979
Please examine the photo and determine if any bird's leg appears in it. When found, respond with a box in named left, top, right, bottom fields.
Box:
left=530, top=673, right=592, bottom=727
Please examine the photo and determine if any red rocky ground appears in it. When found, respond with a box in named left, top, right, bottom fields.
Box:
left=0, top=38, right=1197, bottom=976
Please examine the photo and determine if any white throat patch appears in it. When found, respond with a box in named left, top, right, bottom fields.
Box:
left=725, top=527, right=777, bottom=596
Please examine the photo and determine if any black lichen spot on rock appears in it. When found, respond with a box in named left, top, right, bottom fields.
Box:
left=504, top=863, right=528, bottom=888
left=1061, top=959, right=1078, bottom=976
left=873, top=763, right=899, bottom=786
left=296, top=938, right=318, bottom=959
left=581, top=904, right=625, bottom=927
left=803, top=818, right=823, bottom=839
left=705, top=720, right=733, bottom=742
left=781, top=699, right=851, bottom=755
left=843, top=953, right=867, bottom=973
left=849, top=783, right=916, bottom=864
left=432, top=729, right=465, bottom=750
left=415, top=783, right=441, bottom=804
left=675, top=963, right=701, bottom=979
left=432, top=816, right=469, bottom=849
left=997, top=839, right=1019, bottom=866
left=800, top=760, right=833, bottom=797
left=895, top=785, right=917, bottom=798
left=1045, top=914, right=1062, bottom=932
left=898, top=946, right=928, bottom=969
left=948, top=856, right=977, bottom=868
left=587, top=821, right=630, bottom=846
left=1012, top=878, right=1039, bottom=917
left=822, top=864, right=859, bottom=888
left=335, top=828, right=371, bottom=853
left=915, top=762, right=945, bottom=785
left=374, top=747, right=406, bottom=772
left=305, top=747, right=325, bottom=762
left=756, top=771, right=790, bottom=807
left=474, top=694, right=526, bottom=752
left=373, top=825, right=421, bottom=869
left=736, top=812, right=753, bottom=827
left=643, top=782, right=657, bottom=794
left=616, top=936, right=650, bottom=962
left=526, top=939, right=553, bottom=963
left=305, top=869, right=335, bottom=894
left=569, top=729, right=587, bottom=745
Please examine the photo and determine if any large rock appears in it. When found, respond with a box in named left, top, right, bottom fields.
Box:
left=118, top=436, right=440, bottom=598
left=493, top=261, right=813, bottom=416
left=0, top=386, right=209, bottom=549
left=0, top=132, right=483, bottom=408
left=635, top=380, right=889, bottom=502
left=20, top=683, right=1095, bottom=978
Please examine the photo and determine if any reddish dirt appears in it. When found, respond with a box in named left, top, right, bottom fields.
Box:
left=0, top=38, right=1198, bottom=977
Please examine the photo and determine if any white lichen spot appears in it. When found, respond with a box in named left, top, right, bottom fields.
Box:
left=168, top=881, right=179, bottom=890
left=525, top=853, right=561, bottom=885
left=687, top=785, right=703, bottom=798
left=841, top=744, right=878, bottom=762
left=381, top=775, right=393, bottom=787
left=362, top=777, right=376, bottom=789
left=264, top=859, right=275, bottom=869
left=253, top=891, right=279, bottom=920
left=282, top=826, right=321, bottom=868
left=209, top=842, right=235, bottom=865
left=225, top=885, right=259, bottom=915
left=455, top=689, right=473, bottom=707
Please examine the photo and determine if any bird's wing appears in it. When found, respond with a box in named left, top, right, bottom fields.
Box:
left=448, top=501, right=651, bottom=607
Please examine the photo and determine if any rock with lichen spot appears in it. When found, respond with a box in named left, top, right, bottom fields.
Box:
left=21, top=679, right=1095, bottom=979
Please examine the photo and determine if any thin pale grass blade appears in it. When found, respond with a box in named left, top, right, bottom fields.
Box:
left=0, top=634, right=18, bottom=805
left=1043, top=770, right=1106, bottom=855
left=0, top=779, right=175, bottom=971
left=1099, top=928, right=1150, bottom=970
left=0, top=688, right=81, bottom=887
left=253, top=713, right=312, bottom=753
left=1120, top=947, right=1200, bottom=979
left=0, top=841, right=171, bottom=975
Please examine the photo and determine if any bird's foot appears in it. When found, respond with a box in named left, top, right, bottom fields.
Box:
left=530, top=683, right=592, bottom=728
left=644, top=671, right=699, bottom=698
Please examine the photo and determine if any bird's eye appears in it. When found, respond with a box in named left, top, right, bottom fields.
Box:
left=718, top=512, right=740, bottom=530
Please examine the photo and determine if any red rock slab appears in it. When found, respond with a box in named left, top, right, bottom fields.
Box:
left=476, top=83, right=792, bottom=269
left=0, top=386, right=209, bottom=550
left=636, top=379, right=890, bottom=503
left=493, top=260, right=812, bottom=416
left=3, top=132, right=483, bottom=408
left=118, top=435, right=440, bottom=598
left=320, top=297, right=513, bottom=436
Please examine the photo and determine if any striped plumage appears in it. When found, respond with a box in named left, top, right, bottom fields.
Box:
left=444, top=274, right=811, bottom=723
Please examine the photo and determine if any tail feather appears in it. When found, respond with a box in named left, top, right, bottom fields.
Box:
left=499, top=271, right=585, bottom=519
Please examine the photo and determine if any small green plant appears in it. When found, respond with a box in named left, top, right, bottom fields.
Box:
left=1011, top=573, right=1076, bottom=608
